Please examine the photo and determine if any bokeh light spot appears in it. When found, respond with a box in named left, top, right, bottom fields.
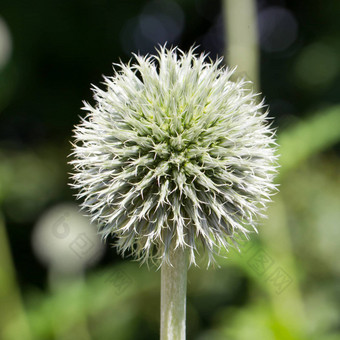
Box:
left=0, top=16, right=12, bottom=70
left=294, top=42, right=339, bottom=89
left=120, top=0, right=184, bottom=55
left=258, top=6, right=298, bottom=53
left=32, top=203, right=105, bottom=274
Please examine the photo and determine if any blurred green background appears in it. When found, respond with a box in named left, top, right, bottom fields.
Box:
left=0, top=0, right=339, bottom=339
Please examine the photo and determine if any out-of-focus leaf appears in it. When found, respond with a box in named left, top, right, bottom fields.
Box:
left=278, top=105, right=340, bottom=177
left=14, top=264, right=158, bottom=339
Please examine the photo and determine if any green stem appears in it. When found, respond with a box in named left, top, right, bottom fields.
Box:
left=0, top=213, right=32, bottom=340
left=160, top=247, right=187, bottom=340
left=223, top=0, right=259, bottom=88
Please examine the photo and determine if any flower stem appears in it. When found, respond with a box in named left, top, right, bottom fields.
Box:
left=0, top=213, right=32, bottom=339
left=160, top=247, right=188, bottom=340
left=223, top=0, right=259, bottom=88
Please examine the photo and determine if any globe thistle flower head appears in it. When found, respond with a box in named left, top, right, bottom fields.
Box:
left=70, top=46, right=278, bottom=267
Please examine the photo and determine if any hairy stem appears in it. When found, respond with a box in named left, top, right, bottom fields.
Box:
left=160, top=247, right=188, bottom=340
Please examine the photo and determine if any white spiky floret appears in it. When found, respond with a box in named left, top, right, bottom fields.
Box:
left=70, top=46, right=278, bottom=266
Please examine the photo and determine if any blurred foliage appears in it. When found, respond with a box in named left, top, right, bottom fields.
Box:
left=0, top=0, right=340, bottom=339
left=278, top=105, right=340, bottom=177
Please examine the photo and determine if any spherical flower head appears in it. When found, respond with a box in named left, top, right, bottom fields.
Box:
left=70, top=46, right=278, bottom=266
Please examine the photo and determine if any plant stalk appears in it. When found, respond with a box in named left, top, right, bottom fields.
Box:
left=160, top=247, right=187, bottom=340
left=0, top=213, right=32, bottom=340
left=223, top=0, right=259, bottom=88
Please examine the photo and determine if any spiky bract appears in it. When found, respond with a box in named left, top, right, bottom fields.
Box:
left=70, top=46, right=277, bottom=266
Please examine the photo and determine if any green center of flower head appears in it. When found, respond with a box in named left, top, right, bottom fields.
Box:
left=154, top=130, right=192, bottom=171
left=71, top=46, right=278, bottom=266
